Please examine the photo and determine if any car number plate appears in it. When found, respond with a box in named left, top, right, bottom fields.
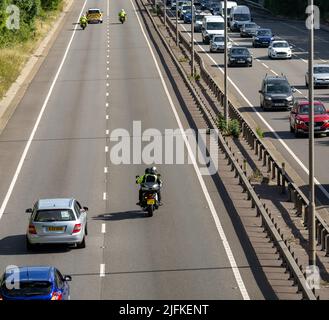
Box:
left=315, top=127, right=321, bottom=130
left=147, top=199, right=155, bottom=205
left=48, top=226, right=64, bottom=231
left=274, top=103, right=285, bottom=106
left=237, top=60, right=245, bottom=63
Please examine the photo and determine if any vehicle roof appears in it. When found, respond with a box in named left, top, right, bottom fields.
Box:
left=297, top=100, right=324, bottom=106
left=204, top=15, right=224, bottom=21
left=231, top=46, right=249, bottom=50
left=271, top=40, right=288, bottom=43
left=88, top=8, right=101, bottom=11
left=264, top=75, right=288, bottom=81
left=258, top=28, right=272, bottom=31
left=4, top=266, right=54, bottom=283
left=231, top=5, right=250, bottom=13
left=36, top=198, right=74, bottom=210
left=314, top=64, right=329, bottom=68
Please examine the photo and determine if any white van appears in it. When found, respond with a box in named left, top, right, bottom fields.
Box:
left=219, top=1, right=237, bottom=16
left=202, top=15, right=225, bottom=44
left=229, top=5, right=251, bottom=31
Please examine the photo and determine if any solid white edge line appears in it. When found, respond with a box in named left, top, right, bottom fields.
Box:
left=104, top=167, right=108, bottom=173
left=105, top=146, right=109, bottom=152
left=178, top=23, right=329, bottom=202
left=0, top=0, right=88, bottom=220
left=131, top=0, right=250, bottom=300
left=101, top=223, right=106, bottom=234
left=103, top=192, right=107, bottom=200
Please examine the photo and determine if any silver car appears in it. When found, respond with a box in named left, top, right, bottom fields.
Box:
left=26, top=198, right=88, bottom=250
left=305, top=64, right=329, bottom=88
left=210, top=35, right=232, bottom=53
left=240, top=22, right=260, bottom=37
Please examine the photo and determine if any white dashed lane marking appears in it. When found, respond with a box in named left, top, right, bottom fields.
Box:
left=100, top=264, right=105, bottom=277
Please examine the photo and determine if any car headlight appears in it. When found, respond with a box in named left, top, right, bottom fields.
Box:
left=265, top=96, right=272, bottom=100
left=296, top=119, right=304, bottom=125
left=287, top=96, right=293, bottom=101
left=230, top=57, right=235, bottom=61
left=247, top=57, right=252, bottom=61
left=255, top=37, right=259, bottom=40
left=314, top=77, right=318, bottom=81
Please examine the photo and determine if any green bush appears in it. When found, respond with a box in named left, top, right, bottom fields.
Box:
left=216, top=113, right=240, bottom=138
left=0, top=0, right=63, bottom=48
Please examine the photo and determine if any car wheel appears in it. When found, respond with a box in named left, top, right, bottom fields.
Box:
left=249, top=63, right=252, bottom=67
left=85, top=223, right=88, bottom=236
left=26, top=236, right=35, bottom=251
left=77, top=236, right=86, bottom=249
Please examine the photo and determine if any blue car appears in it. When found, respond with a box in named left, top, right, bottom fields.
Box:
left=252, top=28, right=274, bottom=48
left=184, top=12, right=193, bottom=23
left=0, top=266, right=72, bottom=300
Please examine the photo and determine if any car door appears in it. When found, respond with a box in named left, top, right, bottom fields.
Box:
left=74, top=201, right=86, bottom=230
left=55, top=269, right=69, bottom=300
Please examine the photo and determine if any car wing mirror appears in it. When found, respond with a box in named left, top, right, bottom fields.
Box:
left=26, top=208, right=32, bottom=214
left=83, top=206, right=89, bottom=212
left=292, top=87, right=297, bottom=93
left=64, top=275, right=72, bottom=282
left=258, top=90, right=262, bottom=94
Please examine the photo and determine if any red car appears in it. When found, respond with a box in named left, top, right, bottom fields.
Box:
left=289, top=100, right=329, bottom=137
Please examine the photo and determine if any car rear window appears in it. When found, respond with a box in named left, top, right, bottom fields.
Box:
left=34, top=209, right=75, bottom=222
left=273, top=42, right=289, bottom=48
left=231, top=48, right=249, bottom=55
left=1, top=281, right=52, bottom=297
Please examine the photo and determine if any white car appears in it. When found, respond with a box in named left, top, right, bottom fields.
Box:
left=210, top=35, right=232, bottom=53
left=268, top=40, right=292, bottom=59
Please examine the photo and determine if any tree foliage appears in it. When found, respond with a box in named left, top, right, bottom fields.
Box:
left=264, top=0, right=329, bottom=20
left=0, top=0, right=62, bottom=47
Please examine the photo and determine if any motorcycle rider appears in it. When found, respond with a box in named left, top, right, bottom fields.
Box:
left=118, top=9, right=127, bottom=21
left=136, top=167, right=162, bottom=206
left=80, top=14, right=88, bottom=27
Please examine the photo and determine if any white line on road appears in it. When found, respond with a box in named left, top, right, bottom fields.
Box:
left=106, top=92, right=109, bottom=97
left=131, top=1, right=250, bottom=300
left=106, top=83, right=109, bottom=87
left=107, top=0, right=109, bottom=17
left=261, top=63, right=269, bottom=69
left=101, top=223, right=106, bottom=234
left=106, top=102, right=109, bottom=107
left=106, top=115, right=109, bottom=120
left=106, top=130, right=109, bottom=135
left=103, top=192, right=107, bottom=200
left=104, top=167, right=108, bottom=173
left=105, top=146, right=109, bottom=152
left=178, top=24, right=329, bottom=202
left=270, top=69, right=278, bottom=76
left=100, top=264, right=105, bottom=277
left=0, top=0, right=88, bottom=221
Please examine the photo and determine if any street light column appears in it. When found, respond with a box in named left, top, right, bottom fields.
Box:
left=224, top=0, right=228, bottom=127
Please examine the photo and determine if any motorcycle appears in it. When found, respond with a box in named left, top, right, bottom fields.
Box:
left=80, top=21, right=87, bottom=30
left=119, top=15, right=126, bottom=24
left=136, top=175, right=161, bottom=217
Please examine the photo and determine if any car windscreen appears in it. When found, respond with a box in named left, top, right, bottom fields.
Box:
left=266, top=83, right=290, bottom=94
left=233, top=14, right=249, bottom=21
left=244, top=23, right=255, bottom=28
left=299, top=104, right=326, bottom=115
left=1, top=281, right=52, bottom=297
left=207, top=22, right=224, bottom=30
left=231, top=48, right=249, bottom=55
left=88, top=9, right=100, bottom=14
left=273, top=42, right=289, bottom=48
left=34, top=209, right=75, bottom=222
left=314, top=66, right=329, bottom=74
left=213, top=36, right=224, bottom=42
left=257, top=29, right=271, bottom=36
left=182, top=5, right=190, bottom=10
left=196, top=15, right=206, bottom=21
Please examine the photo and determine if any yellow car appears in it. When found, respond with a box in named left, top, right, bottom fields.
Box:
left=86, top=8, right=103, bottom=24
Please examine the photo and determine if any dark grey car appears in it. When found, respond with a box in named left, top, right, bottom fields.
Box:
left=259, top=75, right=296, bottom=110
left=228, top=47, right=252, bottom=67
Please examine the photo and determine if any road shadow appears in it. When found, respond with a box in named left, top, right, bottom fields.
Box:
left=0, top=235, right=70, bottom=255
left=93, top=210, right=148, bottom=221
left=109, top=22, right=122, bottom=25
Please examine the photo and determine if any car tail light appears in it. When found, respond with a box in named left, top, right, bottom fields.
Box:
left=0, top=293, right=3, bottom=300
left=28, top=225, right=37, bottom=234
left=51, top=291, right=62, bottom=300
left=72, top=224, right=82, bottom=234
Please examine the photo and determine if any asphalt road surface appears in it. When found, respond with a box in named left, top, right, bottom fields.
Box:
left=172, top=8, right=329, bottom=207
left=0, top=0, right=278, bottom=299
